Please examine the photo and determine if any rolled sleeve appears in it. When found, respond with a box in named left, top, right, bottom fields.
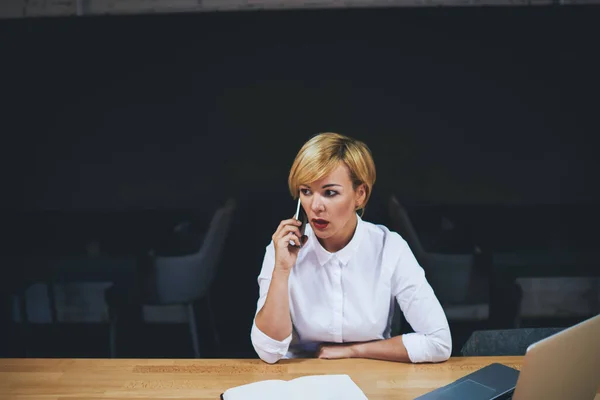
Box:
left=401, top=327, right=452, bottom=363
left=392, top=238, right=452, bottom=363
left=251, top=321, right=293, bottom=364
left=250, top=242, right=293, bottom=364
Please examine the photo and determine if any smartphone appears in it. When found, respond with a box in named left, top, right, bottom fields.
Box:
left=290, top=198, right=308, bottom=247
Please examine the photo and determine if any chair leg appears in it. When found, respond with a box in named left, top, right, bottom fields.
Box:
left=47, top=284, right=58, bottom=324
left=109, top=314, right=117, bottom=358
left=187, top=302, right=201, bottom=358
left=105, top=289, right=118, bottom=358
left=207, top=294, right=220, bottom=352
left=17, top=292, right=30, bottom=357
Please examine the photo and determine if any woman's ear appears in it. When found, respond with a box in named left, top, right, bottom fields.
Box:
left=355, top=184, right=367, bottom=210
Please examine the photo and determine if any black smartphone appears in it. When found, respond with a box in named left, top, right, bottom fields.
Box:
left=290, top=198, right=308, bottom=247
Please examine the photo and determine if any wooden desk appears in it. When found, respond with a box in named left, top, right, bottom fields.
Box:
left=1, top=357, right=598, bottom=400
left=2, top=357, right=598, bottom=400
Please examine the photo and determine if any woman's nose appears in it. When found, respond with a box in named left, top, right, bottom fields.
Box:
left=310, top=196, right=325, bottom=212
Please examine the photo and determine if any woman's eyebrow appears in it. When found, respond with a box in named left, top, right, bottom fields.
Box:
left=299, top=183, right=342, bottom=189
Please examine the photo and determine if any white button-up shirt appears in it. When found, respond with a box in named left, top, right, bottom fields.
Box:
left=250, top=215, right=452, bottom=364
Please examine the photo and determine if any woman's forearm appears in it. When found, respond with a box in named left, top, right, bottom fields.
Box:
left=350, top=336, right=412, bottom=363
left=254, top=269, right=292, bottom=341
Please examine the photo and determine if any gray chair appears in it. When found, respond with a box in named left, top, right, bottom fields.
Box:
left=107, top=198, right=236, bottom=358
left=460, top=327, right=565, bottom=356
left=388, top=195, right=488, bottom=321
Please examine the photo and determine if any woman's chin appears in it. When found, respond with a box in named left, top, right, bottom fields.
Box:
left=313, top=229, right=334, bottom=240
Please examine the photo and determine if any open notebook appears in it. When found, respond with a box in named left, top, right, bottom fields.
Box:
left=220, top=374, right=368, bottom=400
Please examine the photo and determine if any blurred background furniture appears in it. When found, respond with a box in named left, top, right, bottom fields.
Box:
left=489, top=252, right=600, bottom=329
left=460, top=327, right=565, bottom=356
left=105, top=198, right=236, bottom=358
left=0, top=277, right=34, bottom=357
left=388, top=195, right=496, bottom=323
left=1, top=254, right=137, bottom=357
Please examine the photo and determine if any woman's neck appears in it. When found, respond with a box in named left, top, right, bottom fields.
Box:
left=319, top=213, right=358, bottom=253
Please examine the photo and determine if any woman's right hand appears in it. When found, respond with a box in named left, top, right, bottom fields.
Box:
left=272, top=217, right=307, bottom=272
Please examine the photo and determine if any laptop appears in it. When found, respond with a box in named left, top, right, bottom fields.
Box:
left=415, top=314, right=600, bottom=400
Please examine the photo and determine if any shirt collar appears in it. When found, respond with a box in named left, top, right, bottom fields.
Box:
left=309, top=214, right=364, bottom=267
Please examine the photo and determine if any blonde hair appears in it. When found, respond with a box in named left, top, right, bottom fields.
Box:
left=288, top=132, right=376, bottom=214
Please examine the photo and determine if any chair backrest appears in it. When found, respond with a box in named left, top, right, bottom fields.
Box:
left=460, top=327, right=565, bottom=356
left=154, top=198, right=236, bottom=304
left=389, top=195, right=478, bottom=306
left=388, top=195, right=426, bottom=261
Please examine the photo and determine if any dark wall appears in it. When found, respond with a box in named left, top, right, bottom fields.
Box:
left=2, top=5, right=599, bottom=213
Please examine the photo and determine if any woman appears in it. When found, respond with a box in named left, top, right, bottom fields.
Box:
left=251, top=132, right=451, bottom=364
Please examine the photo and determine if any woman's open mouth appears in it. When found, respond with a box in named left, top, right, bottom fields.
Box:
left=312, top=219, right=330, bottom=230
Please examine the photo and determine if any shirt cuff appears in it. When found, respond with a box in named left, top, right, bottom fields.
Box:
left=251, top=320, right=293, bottom=364
left=401, top=332, right=451, bottom=363
left=401, top=332, right=429, bottom=363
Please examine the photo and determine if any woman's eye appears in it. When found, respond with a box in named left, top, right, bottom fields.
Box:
left=300, top=188, right=311, bottom=195
left=325, top=190, right=338, bottom=197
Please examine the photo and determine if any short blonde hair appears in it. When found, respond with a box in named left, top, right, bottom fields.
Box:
left=288, top=132, right=376, bottom=212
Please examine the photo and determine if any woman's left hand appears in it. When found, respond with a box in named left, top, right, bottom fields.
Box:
left=317, top=343, right=356, bottom=359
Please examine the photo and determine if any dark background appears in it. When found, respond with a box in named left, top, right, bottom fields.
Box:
left=1, top=5, right=599, bottom=358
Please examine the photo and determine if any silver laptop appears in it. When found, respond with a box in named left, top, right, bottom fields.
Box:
left=415, top=314, right=600, bottom=400
left=511, top=313, right=600, bottom=400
